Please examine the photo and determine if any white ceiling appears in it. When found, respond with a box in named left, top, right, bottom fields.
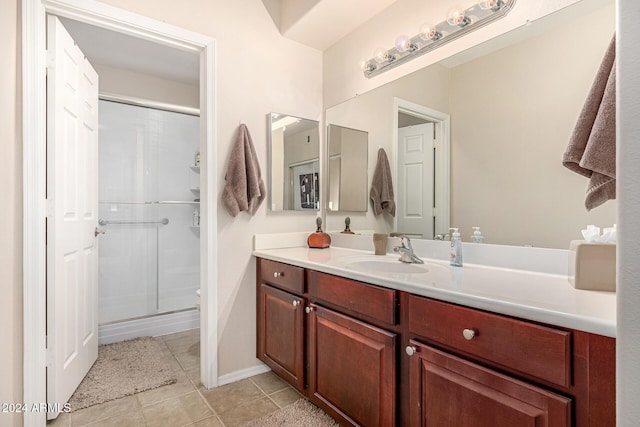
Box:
left=59, top=17, right=200, bottom=86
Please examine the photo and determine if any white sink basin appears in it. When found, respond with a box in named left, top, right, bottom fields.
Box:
left=329, top=255, right=447, bottom=276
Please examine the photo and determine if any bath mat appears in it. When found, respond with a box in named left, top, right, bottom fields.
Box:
left=68, top=337, right=177, bottom=411
left=243, top=399, right=339, bottom=427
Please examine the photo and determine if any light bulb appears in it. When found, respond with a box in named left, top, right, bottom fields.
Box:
left=446, top=6, right=468, bottom=26
left=359, top=60, right=375, bottom=72
left=373, top=47, right=387, bottom=63
left=419, top=22, right=438, bottom=41
left=395, top=35, right=412, bottom=53
left=478, top=0, right=498, bottom=10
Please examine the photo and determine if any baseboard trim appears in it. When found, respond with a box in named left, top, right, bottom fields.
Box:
left=217, top=363, right=271, bottom=386
left=98, top=309, right=200, bottom=344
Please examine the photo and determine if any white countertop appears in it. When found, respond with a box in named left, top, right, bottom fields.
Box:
left=253, top=246, right=616, bottom=337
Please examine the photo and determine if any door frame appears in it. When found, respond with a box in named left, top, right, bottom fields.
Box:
left=22, top=1, right=218, bottom=425
left=392, top=97, right=450, bottom=238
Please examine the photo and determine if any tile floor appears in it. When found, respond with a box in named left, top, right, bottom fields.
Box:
left=47, top=329, right=304, bottom=427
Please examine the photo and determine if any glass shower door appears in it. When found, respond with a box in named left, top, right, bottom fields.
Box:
left=98, top=100, right=200, bottom=324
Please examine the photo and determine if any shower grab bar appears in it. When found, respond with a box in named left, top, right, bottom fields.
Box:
left=98, top=218, right=170, bottom=226
left=99, top=200, right=199, bottom=205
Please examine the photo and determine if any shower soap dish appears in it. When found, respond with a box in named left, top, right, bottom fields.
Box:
left=308, top=217, right=331, bottom=249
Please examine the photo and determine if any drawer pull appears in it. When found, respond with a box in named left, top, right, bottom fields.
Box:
left=292, top=300, right=301, bottom=307
left=463, top=329, right=476, bottom=340
left=273, top=272, right=284, bottom=278
left=305, top=306, right=314, bottom=314
left=406, top=345, right=417, bottom=356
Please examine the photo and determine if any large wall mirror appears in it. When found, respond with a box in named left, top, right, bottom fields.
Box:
left=324, top=0, right=616, bottom=249
left=268, top=113, right=320, bottom=211
left=327, top=124, right=368, bottom=212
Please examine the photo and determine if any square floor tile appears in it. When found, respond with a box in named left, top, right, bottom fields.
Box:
left=250, top=371, right=289, bottom=395
left=217, top=397, right=279, bottom=427
left=200, top=379, right=264, bottom=415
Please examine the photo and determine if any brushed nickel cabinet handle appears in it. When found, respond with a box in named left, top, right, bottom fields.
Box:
left=406, top=345, right=417, bottom=356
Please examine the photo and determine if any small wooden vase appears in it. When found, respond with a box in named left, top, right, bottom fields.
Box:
left=308, top=217, right=331, bottom=249
left=341, top=216, right=355, bottom=234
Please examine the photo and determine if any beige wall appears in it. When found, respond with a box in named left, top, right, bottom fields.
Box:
left=1, top=1, right=22, bottom=425
left=323, top=0, right=587, bottom=107
left=449, top=3, right=616, bottom=247
left=94, top=0, right=323, bottom=378
left=94, top=63, right=199, bottom=109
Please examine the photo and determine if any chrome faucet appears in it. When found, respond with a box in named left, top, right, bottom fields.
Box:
left=393, top=236, right=424, bottom=264
left=434, top=233, right=450, bottom=241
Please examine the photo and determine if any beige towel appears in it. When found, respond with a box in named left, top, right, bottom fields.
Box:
left=563, top=36, right=616, bottom=211
left=222, top=124, right=265, bottom=217
left=370, top=148, right=395, bottom=217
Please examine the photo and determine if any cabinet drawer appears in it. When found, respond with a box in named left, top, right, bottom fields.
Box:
left=408, top=295, right=571, bottom=388
left=259, top=259, right=304, bottom=294
left=308, top=271, right=396, bottom=325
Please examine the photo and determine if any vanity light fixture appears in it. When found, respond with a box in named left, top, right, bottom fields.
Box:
left=360, top=0, right=516, bottom=78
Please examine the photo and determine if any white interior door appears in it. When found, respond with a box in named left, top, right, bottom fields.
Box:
left=46, top=15, right=100, bottom=418
left=397, top=123, right=435, bottom=239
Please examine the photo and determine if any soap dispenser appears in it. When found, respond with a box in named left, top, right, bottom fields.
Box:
left=470, top=227, right=484, bottom=243
left=450, top=228, right=463, bottom=267
left=308, top=217, right=331, bottom=249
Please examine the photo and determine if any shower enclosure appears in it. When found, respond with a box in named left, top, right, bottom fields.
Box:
left=98, top=99, right=200, bottom=325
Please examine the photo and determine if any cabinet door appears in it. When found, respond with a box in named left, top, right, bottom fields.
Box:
left=407, top=340, right=572, bottom=427
left=309, top=304, right=396, bottom=426
left=258, top=284, right=305, bottom=391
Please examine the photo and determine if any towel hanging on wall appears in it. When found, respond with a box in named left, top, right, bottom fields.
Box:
left=222, top=124, right=265, bottom=217
left=562, top=35, right=616, bottom=211
left=370, top=148, right=396, bottom=217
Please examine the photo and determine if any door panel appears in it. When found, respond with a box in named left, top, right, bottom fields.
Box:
left=397, top=123, right=434, bottom=239
left=47, top=15, right=99, bottom=418
left=408, top=340, right=572, bottom=427
left=309, top=304, right=396, bottom=426
left=258, top=284, right=305, bottom=391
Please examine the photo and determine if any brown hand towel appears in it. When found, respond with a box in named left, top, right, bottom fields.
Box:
left=370, top=148, right=396, bottom=217
left=562, top=35, right=616, bottom=211
left=222, top=124, right=265, bottom=217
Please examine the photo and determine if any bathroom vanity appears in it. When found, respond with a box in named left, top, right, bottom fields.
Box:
left=254, top=247, right=615, bottom=427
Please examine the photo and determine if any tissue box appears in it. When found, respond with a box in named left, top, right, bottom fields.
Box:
left=568, top=240, right=616, bottom=292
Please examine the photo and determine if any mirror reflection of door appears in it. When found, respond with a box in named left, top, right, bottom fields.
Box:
left=397, top=114, right=435, bottom=239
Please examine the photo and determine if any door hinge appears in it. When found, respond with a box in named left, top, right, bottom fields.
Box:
left=46, top=199, right=54, bottom=218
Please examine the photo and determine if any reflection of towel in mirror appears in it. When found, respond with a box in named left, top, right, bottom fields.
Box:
left=562, top=35, right=616, bottom=211
left=222, top=124, right=265, bottom=217
left=370, top=148, right=396, bottom=217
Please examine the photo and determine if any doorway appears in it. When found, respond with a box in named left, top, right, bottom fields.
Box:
left=23, top=1, right=217, bottom=425
left=392, top=98, right=450, bottom=239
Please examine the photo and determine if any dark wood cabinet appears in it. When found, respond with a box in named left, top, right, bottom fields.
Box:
left=308, top=304, right=396, bottom=427
left=257, top=283, right=305, bottom=391
left=255, top=257, right=615, bottom=426
left=407, top=340, right=572, bottom=427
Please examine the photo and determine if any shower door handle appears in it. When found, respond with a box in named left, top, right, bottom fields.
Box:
left=95, top=227, right=106, bottom=237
